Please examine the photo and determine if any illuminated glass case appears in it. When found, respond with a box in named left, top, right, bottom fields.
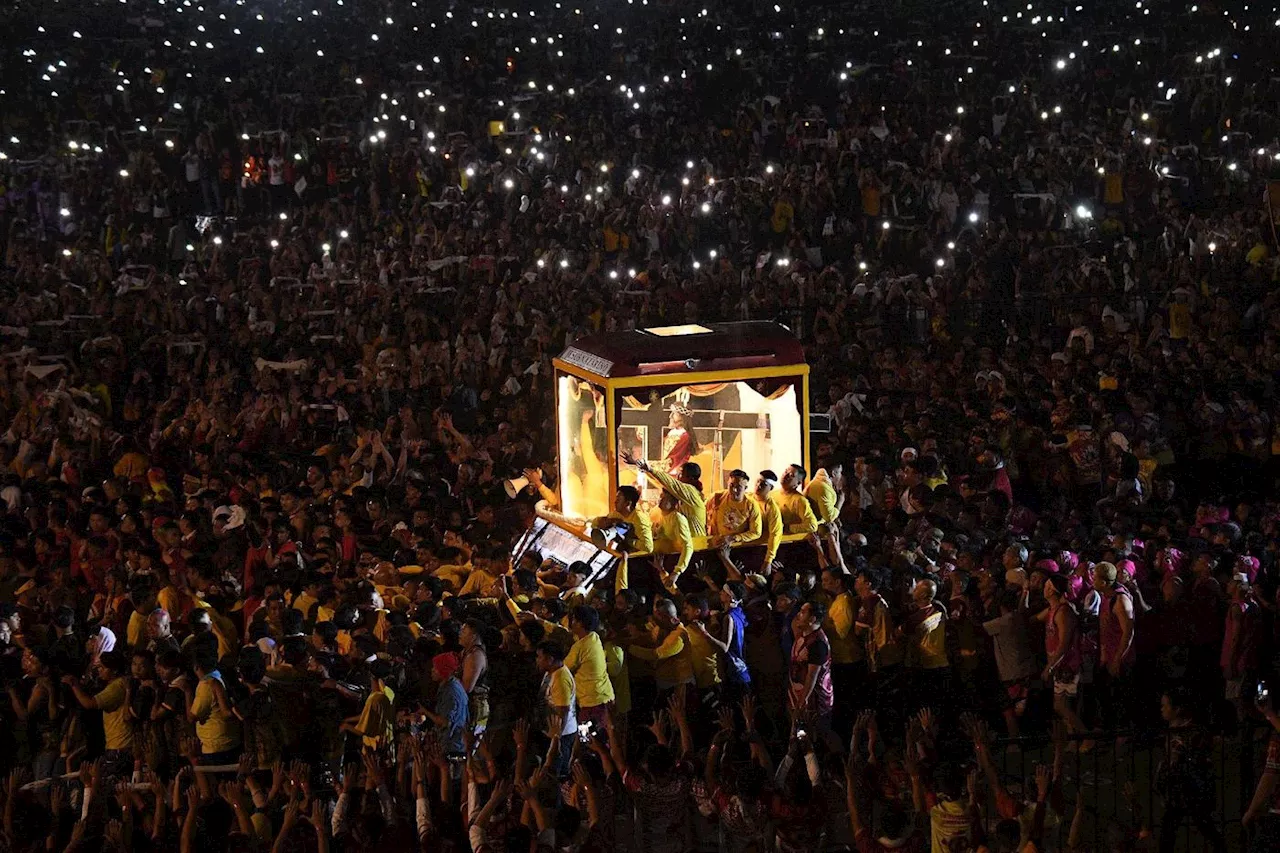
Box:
left=552, top=321, right=810, bottom=522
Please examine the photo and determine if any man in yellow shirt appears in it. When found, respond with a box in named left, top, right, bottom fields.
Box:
left=62, top=651, right=134, bottom=779
left=591, top=485, right=654, bottom=554
left=623, top=450, right=707, bottom=536
left=651, top=491, right=694, bottom=591
left=184, top=647, right=242, bottom=763
left=747, top=471, right=784, bottom=571
left=777, top=465, right=819, bottom=534
left=708, top=469, right=763, bottom=545
left=805, top=464, right=844, bottom=527
left=565, top=606, right=614, bottom=726
left=536, top=641, right=578, bottom=777
left=680, top=596, right=722, bottom=693
left=904, top=579, right=950, bottom=712
left=342, top=659, right=397, bottom=754
left=820, top=568, right=862, bottom=738
left=628, top=598, right=694, bottom=692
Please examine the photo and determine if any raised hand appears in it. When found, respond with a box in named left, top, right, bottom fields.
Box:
left=647, top=710, right=670, bottom=744
left=917, top=707, right=936, bottom=735
left=740, top=696, right=757, bottom=732
left=1035, top=763, right=1051, bottom=801
left=716, top=707, right=736, bottom=735
left=513, top=717, right=530, bottom=748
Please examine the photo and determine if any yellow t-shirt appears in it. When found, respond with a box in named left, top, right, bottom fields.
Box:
left=861, top=184, right=881, bottom=217
left=292, top=591, right=318, bottom=619
left=191, top=677, right=241, bottom=754
left=909, top=610, right=949, bottom=670
left=775, top=490, right=818, bottom=534
left=708, top=492, right=762, bottom=542
left=629, top=625, right=694, bottom=687
left=750, top=496, right=783, bottom=564
left=825, top=592, right=862, bottom=664
left=603, top=226, right=620, bottom=252
left=1168, top=302, right=1191, bottom=339
left=685, top=626, right=721, bottom=689
left=565, top=632, right=614, bottom=708
left=192, top=599, right=238, bottom=660
left=96, top=678, right=134, bottom=751
left=613, top=507, right=654, bottom=554
left=804, top=476, right=839, bottom=524
left=127, top=610, right=147, bottom=648
left=355, top=685, right=396, bottom=750
left=603, top=641, right=630, bottom=717
left=113, top=451, right=149, bottom=480
left=459, top=569, right=499, bottom=597
left=434, top=562, right=473, bottom=593
left=771, top=200, right=794, bottom=233
left=651, top=509, right=694, bottom=577
left=647, top=468, right=707, bottom=537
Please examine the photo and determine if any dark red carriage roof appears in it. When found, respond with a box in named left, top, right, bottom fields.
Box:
left=556, top=321, right=805, bottom=379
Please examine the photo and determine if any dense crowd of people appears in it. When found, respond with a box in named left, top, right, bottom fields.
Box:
left=4, top=0, right=1280, bottom=849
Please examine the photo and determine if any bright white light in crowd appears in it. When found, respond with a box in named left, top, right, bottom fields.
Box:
left=710, top=250, right=718, bottom=258
left=369, top=135, right=378, bottom=144
left=1228, top=163, right=1238, bottom=171
left=213, top=236, right=223, bottom=246
left=504, top=179, right=514, bottom=189
left=765, top=164, right=774, bottom=174
left=661, top=195, right=672, bottom=206
left=559, top=259, right=569, bottom=268
left=1009, top=86, right=1016, bottom=93
left=165, top=139, right=175, bottom=149
left=632, top=169, right=641, bottom=179
left=270, top=240, right=279, bottom=249
left=629, top=269, right=638, bottom=278
left=59, top=208, right=71, bottom=217
left=701, top=203, right=711, bottom=214
left=185, top=244, right=195, bottom=252
left=1056, top=59, right=1066, bottom=69
left=1208, top=242, right=1217, bottom=252
left=1161, top=166, right=1170, bottom=174
left=936, top=258, right=945, bottom=267
left=1259, top=148, right=1268, bottom=156
left=1141, top=113, right=1150, bottom=121
left=947, top=241, right=956, bottom=250
left=119, top=169, right=129, bottom=177
left=609, top=270, right=618, bottom=280
left=969, top=212, right=979, bottom=223
left=1075, top=205, right=1092, bottom=219
left=1144, top=137, right=1152, bottom=146
left=600, top=163, right=609, bottom=173
left=776, top=258, right=790, bottom=267
left=881, top=221, right=891, bottom=230
left=322, top=243, right=331, bottom=253
left=560, top=185, right=568, bottom=194
left=945, top=134, right=952, bottom=142
left=956, top=106, right=965, bottom=114
left=858, top=261, right=868, bottom=271
left=692, top=261, right=701, bottom=269
left=340, top=230, right=350, bottom=239
left=536, top=258, right=545, bottom=268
